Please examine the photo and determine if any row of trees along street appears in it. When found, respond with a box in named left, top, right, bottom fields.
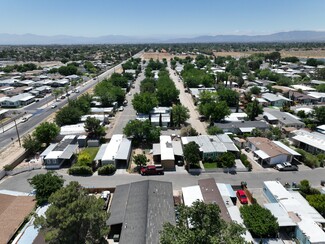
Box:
left=124, top=59, right=190, bottom=145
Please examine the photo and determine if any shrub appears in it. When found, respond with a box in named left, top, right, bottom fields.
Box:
left=295, top=148, right=320, bottom=168
left=98, top=164, right=116, bottom=175
left=68, top=166, right=93, bottom=176
left=240, top=154, right=252, bottom=171
left=3, top=164, right=14, bottom=171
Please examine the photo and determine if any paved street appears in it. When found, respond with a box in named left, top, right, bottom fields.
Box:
left=167, top=63, right=207, bottom=134
left=1, top=167, right=325, bottom=193
left=107, top=67, right=144, bottom=137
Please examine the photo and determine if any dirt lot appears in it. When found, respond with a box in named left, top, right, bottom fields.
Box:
left=128, top=148, right=154, bottom=173
left=142, top=52, right=196, bottom=60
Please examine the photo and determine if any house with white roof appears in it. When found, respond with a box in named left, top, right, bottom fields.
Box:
left=152, top=135, right=183, bottom=170
left=94, top=134, right=132, bottom=167
left=0, top=93, right=35, bottom=107
left=263, top=181, right=325, bottom=244
left=291, top=130, right=325, bottom=154
left=307, top=92, right=325, bottom=103
left=262, top=93, right=291, bottom=107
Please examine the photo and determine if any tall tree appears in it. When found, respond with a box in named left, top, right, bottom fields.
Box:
left=55, top=106, right=82, bottom=126
left=240, top=204, right=279, bottom=238
left=35, top=181, right=109, bottom=243
left=22, top=134, right=41, bottom=154
left=160, top=200, right=246, bottom=244
left=28, top=172, right=64, bottom=205
left=123, top=119, right=160, bottom=144
left=33, top=122, right=60, bottom=146
left=172, top=104, right=190, bottom=127
left=246, top=100, right=263, bottom=121
left=313, top=106, right=325, bottom=124
left=218, top=88, right=239, bottom=107
left=183, top=141, right=201, bottom=167
left=132, top=92, right=158, bottom=114
left=84, top=117, right=105, bottom=138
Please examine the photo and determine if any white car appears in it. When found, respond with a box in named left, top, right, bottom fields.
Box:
left=21, top=117, right=28, bottom=122
left=118, top=106, right=124, bottom=111
left=100, top=191, right=111, bottom=200
left=51, top=104, right=57, bottom=109
left=275, top=162, right=298, bottom=171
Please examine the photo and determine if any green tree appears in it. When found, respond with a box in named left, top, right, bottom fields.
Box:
left=313, top=106, right=325, bottom=124
left=33, top=122, right=60, bottom=146
left=315, top=68, right=325, bottom=81
left=218, top=88, right=239, bottom=107
left=55, top=106, right=82, bottom=126
left=180, top=125, right=198, bottom=137
left=183, top=141, right=201, bottom=167
left=84, top=117, right=105, bottom=138
left=156, top=74, right=180, bottom=106
left=22, top=134, right=41, bottom=154
left=217, top=152, right=236, bottom=168
left=123, top=119, right=160, bottom=144
left=207, top=126, right=223, bottom=135
left=298, top=179, right=320, bottom=197
left=34, top=181, right=109, bottom=243
left=58, top=64, right=78, bottom=76
left=172, top=104, right=190, bottom=127
left=94, top=80, right=125, bottom=106
left=200, top=101, right=231, bottom=123
left=160, top=200, right=246, bottom=244
left=240, top=204, right=279, bottom=238
left=140, top=78, right=156, bottom=93
left=133, top=154, right=148, bottom=169
left=132, top=92, right=158, bottom=114
left=28, top=172, right=64, bottom=206
left=77, top=151, right=92, bottom=167
left=306, top=194, right=325, bottom=216
left=250, top=86, right=261, bottom=95
left=246, top=100, right=263, bottom=121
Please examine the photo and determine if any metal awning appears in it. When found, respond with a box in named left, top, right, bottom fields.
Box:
left=239, top=127, right=255, bottom=133
left=94, top=144, right=108, bottom=161
left=254, top=150, right=270, bottom=160
left=60, top=144, right=78, bottom=159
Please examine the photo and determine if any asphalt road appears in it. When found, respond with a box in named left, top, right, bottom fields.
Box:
left=0, top=51, right=144, bottom=151
left=1, top=167, right=325, bottom=193
left=107, top=66, right=144, bottom=136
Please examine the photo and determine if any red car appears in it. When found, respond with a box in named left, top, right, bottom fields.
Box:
left=236, top=190, right=248, bottom=204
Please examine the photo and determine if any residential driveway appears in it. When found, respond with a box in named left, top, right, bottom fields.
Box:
left=167, top=63, right=207, bottom=134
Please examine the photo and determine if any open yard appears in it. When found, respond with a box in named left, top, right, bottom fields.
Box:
left=80, top=147, right=99, bottom=161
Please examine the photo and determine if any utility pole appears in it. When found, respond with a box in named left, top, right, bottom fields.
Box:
left=14, top=119, right=21, bottom=147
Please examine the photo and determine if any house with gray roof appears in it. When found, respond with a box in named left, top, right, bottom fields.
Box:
left=262, top=93, right=291, bottom=107
left=107, top=180, right=175, bottom=244
left=181, top=134, right=239, bottom=161
left=40, top=135, right=78, bottom=169
left=263, top=109, right=305, bottom=129
left=0, top=93, right=35, bottom=107
left=214, top=120, right=269, bottom=134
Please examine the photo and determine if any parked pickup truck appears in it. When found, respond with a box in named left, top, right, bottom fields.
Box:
left=140, top=165, right=164, bottom=175
left=275, top=162, right=298, bottom=171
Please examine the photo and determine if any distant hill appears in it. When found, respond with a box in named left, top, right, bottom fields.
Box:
left=1, top=31, right=325, bottom=45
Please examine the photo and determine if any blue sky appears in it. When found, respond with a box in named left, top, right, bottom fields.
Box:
left=1, top=0, right=325, bottom=37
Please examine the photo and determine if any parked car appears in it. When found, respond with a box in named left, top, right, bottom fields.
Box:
left=275, top=162, right=298, bottom=171
left=21, top=117, right=28, bottom=122
left=100, top=191, right=111, bottom=200
left=140, top=165, right=164, bottom=175
left=51, top=104, right=57, bottom=109
left=236, top=190, right=248, bottom=204
left=118, top=106, right=124, bottom=111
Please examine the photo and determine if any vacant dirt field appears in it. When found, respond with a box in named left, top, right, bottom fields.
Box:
left=142, top=52, right=196, bottom=60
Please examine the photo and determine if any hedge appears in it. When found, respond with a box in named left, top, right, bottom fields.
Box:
left=98, top=164, right=116, bottom=175
left=240, top=154, right=252, bottom=171
left=68, top=166, right=93, bottom=176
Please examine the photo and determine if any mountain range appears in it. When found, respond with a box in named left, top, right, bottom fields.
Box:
left=1, top=31, right=325, bottom=45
